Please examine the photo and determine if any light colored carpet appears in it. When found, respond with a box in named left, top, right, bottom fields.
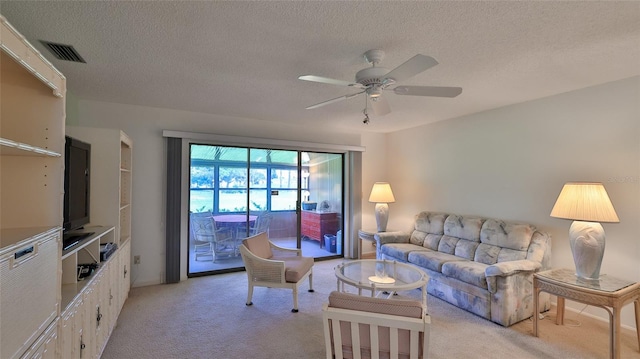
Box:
left=102, top=259, right=640, bottom=359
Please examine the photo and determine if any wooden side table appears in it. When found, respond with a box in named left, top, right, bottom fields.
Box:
left=533, top=268, right=640, bottom=359
left=357, top=228, right=384, bottom=259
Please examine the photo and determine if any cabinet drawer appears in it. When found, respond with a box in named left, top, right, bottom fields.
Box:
left=19, top=319, right=58, bottom=359
left=1, top=230, right=60, bottom=359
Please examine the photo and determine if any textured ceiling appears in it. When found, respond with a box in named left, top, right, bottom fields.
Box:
left=1, top=1, right=639, bottom=134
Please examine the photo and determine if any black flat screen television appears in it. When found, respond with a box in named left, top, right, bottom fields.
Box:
left=63, top=136, right=93, bottom=249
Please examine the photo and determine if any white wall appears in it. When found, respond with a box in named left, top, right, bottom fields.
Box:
left=75, top=76, right=639, bottom=328
left=74, top=101, right=362, bottom=286
left=368, top=76, right=639, bottom=328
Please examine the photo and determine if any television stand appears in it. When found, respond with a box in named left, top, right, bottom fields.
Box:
left=62, top=232, right=95, bottom=251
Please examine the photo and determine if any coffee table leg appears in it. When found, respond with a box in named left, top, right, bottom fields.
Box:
left=556, top=297, right=565, bottom=325
left=533, top=286, right=540, bottom=337
left=422, top=284, right=427, bottom=309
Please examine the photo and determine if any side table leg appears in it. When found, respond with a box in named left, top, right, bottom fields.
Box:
left=611, top=307, right=618, bottom=359
left=635, top=299, right=640, bottom=351
left=556, top=297, right=565, bottom=325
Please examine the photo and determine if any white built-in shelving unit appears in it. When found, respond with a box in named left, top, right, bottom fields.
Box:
left=0, top=15, right=65, bottom=359
left=0, top=15, right=132, bottom=359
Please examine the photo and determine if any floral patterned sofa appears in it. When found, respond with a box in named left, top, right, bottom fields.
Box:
left=375, top=211, right=551, bottom=327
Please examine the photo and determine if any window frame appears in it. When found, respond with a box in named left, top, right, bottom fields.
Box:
left=189, top=148, right=308, bottom=214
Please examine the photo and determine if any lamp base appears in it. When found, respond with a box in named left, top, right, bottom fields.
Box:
left=569, top=221, right=606, bottom=281
left=374, top=203, right=389, bottom=232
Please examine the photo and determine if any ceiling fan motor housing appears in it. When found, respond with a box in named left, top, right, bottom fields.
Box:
left=355, top=67, right=393, bottom=87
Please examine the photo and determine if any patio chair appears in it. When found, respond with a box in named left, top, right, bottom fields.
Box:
left=323, top=291, right=431, bottom=359
left=239, top=232, right=314, bottom=312
left=190, top=212, right=235, bottom=261
left=190, top=212, right=213, bottom=256
left=237, top=211, right=272, bottom=239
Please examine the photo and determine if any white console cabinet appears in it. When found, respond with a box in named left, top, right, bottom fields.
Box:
left=59, top=226, right=126, bottom=359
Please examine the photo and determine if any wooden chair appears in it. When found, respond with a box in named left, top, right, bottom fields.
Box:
left=323, top=291, right=431, bottom=359
left=239, top=232, right=314, bottom=312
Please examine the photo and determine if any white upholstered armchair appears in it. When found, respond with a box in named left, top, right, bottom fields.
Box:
left=239, top=232, right=314, bottom=312
left=323, top=291, right=431, bottom=359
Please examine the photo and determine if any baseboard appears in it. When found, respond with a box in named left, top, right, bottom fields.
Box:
left=549, top=301, right=638, bottom=332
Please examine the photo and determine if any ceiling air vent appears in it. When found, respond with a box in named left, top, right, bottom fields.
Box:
left=40, top=40, right=86, bottom=63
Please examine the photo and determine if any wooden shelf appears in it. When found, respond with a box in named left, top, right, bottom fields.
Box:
left=0, top=137, right=61, bottom=157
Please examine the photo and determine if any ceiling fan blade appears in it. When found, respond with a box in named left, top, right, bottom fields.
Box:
left=298, top=75, right=365, bottom=89
left=305, top=91, right=364, bottom=110
left=393, top=86, right=462, bottom=98
left=382, top=54, right=439, bottom=83
left=370, top=96, right=391, bottom=116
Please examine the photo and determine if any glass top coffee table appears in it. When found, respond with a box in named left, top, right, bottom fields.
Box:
left=335, top=259, right=429, bottom=307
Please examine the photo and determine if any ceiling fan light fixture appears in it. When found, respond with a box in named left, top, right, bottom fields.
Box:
left=368, top=87, right=382, bottom=98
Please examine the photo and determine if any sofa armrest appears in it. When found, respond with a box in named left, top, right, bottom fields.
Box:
left=485, top=260, right=541, bottom=277
left=374, top=231, right=410, bottom=247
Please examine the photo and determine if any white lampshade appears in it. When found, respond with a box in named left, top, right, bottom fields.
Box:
left=550, top=182, right=619, bottom=223
left=368, top=182, right=395, bottom=203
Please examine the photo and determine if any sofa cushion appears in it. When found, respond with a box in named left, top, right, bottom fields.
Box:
left=444, top=215, right=484, bottom=242
left=497, top=248, right=527, bottom=263
left=422, top=233, right=443, bottom=250
left=480, top=219, right=535, bottom=251
left=408, top=251, right=465, bottom=273
left=414, top=212, right=448, bottom=234
left=441, top=261, right=489, bottom=289
left=380, top=243, right=429, bottom=262
left=409, top=230, right=427, bottom=246
left=437, top=235, right=460, bottom=254
left=454, top=239, right=479, bottom=260
left=474, top=243, right=501, bottom=265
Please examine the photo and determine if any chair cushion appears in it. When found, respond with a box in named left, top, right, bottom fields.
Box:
left=328, top=291, right=423, bottom=318
left=243, top=232, right=273, bottom=259
left=275, top=256, right=313, bottom=283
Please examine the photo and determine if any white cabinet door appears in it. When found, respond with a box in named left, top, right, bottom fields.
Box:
left=80, top=282, right=97, bottom=359
left=58, top=297, right=82, bottom=359
left=119, top=241, right=131, bottom=310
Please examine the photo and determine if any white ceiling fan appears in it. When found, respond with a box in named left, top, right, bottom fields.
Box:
left=299, top=49, right=462, bottom=117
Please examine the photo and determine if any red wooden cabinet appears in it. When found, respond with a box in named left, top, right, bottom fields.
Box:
left=301, top=211, right=338, bottom=248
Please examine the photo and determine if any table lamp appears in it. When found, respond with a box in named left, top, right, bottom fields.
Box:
left=550, top=182, right=619, bottom=282
left=368, top=182, right=395, bottom=232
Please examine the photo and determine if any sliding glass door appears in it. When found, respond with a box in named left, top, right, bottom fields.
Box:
left=188, top=144, right=344, bottom=276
